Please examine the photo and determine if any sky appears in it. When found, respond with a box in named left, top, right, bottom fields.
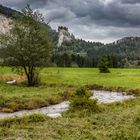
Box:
left=1, top=0, right=140, bottom=43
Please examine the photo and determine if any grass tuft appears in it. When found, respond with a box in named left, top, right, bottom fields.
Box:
left=0, top=114, right=48, bottom=127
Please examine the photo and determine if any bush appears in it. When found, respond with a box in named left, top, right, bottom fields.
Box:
left=74, top=88, right=91, bottom=98
left=70, top=88, right=99, bottom=112
left=98, top=56, right=110, bottom=73
left=71, top=98, right=98, bottom=111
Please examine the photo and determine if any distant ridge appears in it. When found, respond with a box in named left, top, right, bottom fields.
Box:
left=0, top=4, right=21, bottom=19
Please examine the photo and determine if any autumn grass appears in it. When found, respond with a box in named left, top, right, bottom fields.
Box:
left=0, top=83, right=73, bottom=112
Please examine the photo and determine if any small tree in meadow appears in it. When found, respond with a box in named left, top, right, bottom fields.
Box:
left=98, top=55, right=110, bottom=73
left=0, top=5, right=52, bottom=86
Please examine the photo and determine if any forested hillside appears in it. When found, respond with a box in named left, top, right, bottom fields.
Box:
left=52, top=36, right=140, bottom=68
left=0, top=5, right=140, bottom=68
left=0, top=4, right=21, bottom=19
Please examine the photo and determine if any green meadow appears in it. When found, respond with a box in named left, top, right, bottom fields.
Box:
left=0, top=67, right=140, bottom=139
left=41, top=68, right=140, bottom=88
left=0, top=67, right=140, bottom=88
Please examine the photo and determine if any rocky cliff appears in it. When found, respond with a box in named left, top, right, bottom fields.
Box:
left=57, top=26, right=72, bottom=47
left=0, top=13, right=12, bottom=34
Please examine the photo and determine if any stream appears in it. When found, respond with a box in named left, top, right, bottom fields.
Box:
left=90, top=90, right=135, bottom=104
left=0, top=90, right=135, bottom=120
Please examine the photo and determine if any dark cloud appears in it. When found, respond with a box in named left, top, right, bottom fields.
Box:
left=42, top=0, right=140, bottom=27
left=0, top=0, right=46, bottom=9
left=121, top=0, right=140, bottom=4
left=1, top=0, right=140, bottom=43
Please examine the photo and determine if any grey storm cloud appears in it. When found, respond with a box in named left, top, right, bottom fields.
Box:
left=42, top=0, right=140, bottom=27
left=0, top=0, right=47, bottom=9
left=1, top=0, right=140, bottom=43
left=121, top=0, right=140, bottom=4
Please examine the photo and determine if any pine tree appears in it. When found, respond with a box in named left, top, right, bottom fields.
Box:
left=98, top=56, right=110, bottom=73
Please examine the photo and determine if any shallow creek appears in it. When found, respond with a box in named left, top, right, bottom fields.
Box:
left=90, top=90, right=135, bottom=104
left=0, top=90, right=135, bottom=120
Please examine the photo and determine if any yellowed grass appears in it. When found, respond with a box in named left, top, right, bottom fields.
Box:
left=0, top=74, right=26, bottom=83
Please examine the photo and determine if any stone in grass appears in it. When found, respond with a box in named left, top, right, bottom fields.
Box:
left=6, top=80, right=16, bottom=84
left=47, top=113, right=62, bottom=118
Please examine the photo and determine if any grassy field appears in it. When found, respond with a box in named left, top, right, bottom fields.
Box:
left=0, top=67, right=140, bottom=112
left=42, top=68, right=140, bottom=89
left=1, top=67, right=140, bottom=88
left=0, top=67, right=140, bottom=139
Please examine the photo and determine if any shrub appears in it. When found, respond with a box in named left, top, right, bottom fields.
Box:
left=71, top=98, right=98, bottom=111
left=70, top=88, right=99, bottom=112
left=74, top=88, right=91, bottom=98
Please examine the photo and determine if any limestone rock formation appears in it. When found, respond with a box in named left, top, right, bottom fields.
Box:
left=57, top=26, right=72, bottom=47
left=0, top=13, right=12, bottom=34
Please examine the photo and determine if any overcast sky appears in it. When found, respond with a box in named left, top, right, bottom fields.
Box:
left=1, top=0, right=140, bottom=43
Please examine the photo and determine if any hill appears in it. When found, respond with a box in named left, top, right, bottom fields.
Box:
left=0, top=4, right=21, bottom=19
left=53, top=35, right=140, bottom=68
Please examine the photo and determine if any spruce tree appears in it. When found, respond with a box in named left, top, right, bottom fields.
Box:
left=98, top=56, right=110, bottom=73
